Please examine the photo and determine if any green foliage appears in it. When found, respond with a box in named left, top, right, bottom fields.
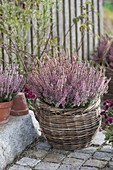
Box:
left=104, top=8, right=113, bottom=36
left=0, top=0, right=57, bottom=70
left=73, top=2, right=96, bottom=34
left=101, top=100, right=113, bottom=146
left=103, top=2, right=113, bottom=11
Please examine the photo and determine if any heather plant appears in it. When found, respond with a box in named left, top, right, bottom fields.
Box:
left=29, top=52, right=110, bottom=108
left=100, top=100, right=113, bottom=147
left=92, top=35, right=113, bottom=70
left=0, top=64, right=25, bottom=102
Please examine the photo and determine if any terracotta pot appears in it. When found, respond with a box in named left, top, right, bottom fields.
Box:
left=10, top=92, right=29, bottom=116
left=0, top=101, right=12, bottom=124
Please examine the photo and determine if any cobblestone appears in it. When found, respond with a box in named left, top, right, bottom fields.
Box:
left=34, top=162, right=60, bottom=170
left=77, top=146, right=98, bottom=155
left=16, top=157, right=40, bottom=167
left=83, top=159, right=108, bottom=168
left=8, top=165, right=32, bottom=170
left=68, top=151, right=91, bottom=161
left=80, top=167, right=98, bottom=170
left=109, top=161, right=113, bottom=168
left=62, top=157, right=84, bottom=169
left=93, top=151, right=113, bottom=161
left=57, top=164, right=76, bottom=170
left=100, top=145, right=113, bottom=153
left=43, top=152, right=66, bottom=163
left=6, top=132, right=113, bottom=170
left=23, top=149, right=48, bottom=159
left=35, top=141, right=51, bottom=150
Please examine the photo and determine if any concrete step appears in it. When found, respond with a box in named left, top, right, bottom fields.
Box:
left=0, top=111, right=39, bottom=170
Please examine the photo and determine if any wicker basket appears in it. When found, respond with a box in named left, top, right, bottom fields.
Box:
left=35, top=98, right=101, bottom=150
left=103, top=68, right=113, bottom=101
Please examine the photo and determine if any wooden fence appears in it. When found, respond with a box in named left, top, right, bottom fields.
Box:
left=0, top=0, right=103, bottom=64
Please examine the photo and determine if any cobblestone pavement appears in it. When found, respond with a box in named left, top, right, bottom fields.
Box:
left=6, top=132, right=113, bottom=170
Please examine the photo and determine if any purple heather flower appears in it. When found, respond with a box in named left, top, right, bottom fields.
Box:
left=104, top=113, right=108, bottom=119
left=100, top=110, right=105, bottom=115
left=105, top=117, right=113, bottom=124
left=105, top=105, right=109, bottom=110
left=103, top=100, right=113, bottom=105
left=99, top=128, right=102, bottom=132
left=98, top=114, right=101, bottom=118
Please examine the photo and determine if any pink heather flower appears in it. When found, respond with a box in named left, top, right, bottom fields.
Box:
left=105, top=117, right=113, bottom=124
left=92, top=35, right=110, bottom=64
left=109, top=63, right=113, bottom=69
left=108, top=55, right=113, bottom=62
left=29, top=52, right=110, bottom=108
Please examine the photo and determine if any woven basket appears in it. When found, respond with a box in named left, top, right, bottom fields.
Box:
left=103, top=68, right=113, bottom=101
left=35, top=98, right=101, bottom=150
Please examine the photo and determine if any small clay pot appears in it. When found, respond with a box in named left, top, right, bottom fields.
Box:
left=10, top=92, right=29, bottom=116
left=0, top=101, right=12, bottom=124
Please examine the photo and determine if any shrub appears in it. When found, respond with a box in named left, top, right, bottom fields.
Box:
left=92, top=35, right=113, bottom=69
left=0, top=64, right=25, bottom=102
left=29, top=53, right=110, bottom=108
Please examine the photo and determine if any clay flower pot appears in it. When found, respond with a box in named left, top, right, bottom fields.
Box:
left=10, top=92, right=29, bottom=116
left=0, top=101, right=12, bottom=124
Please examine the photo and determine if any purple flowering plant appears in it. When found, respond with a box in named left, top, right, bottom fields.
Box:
left=0, top=64, right=25, bottom=102
left=29, top=52, right=110, bottom=108
left=100, top=100, right=113, bottom=146
left=23, top=85, right=36, bottom=110
left=92, top=35, right=113, bottom=70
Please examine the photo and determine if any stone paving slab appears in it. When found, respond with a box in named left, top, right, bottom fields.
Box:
left=5, top=132, right=113, bottom=170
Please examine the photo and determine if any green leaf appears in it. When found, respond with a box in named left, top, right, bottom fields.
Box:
left=96, top=12, right=101, bottom=17
left=73, top=17, right=79, bottom=24
left=85, top=1, right=91, bottom=5
left=95, top=34, right=100, bottom=39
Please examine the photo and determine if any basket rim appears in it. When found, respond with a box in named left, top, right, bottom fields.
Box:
left=35, top=97, right=100, bottom=115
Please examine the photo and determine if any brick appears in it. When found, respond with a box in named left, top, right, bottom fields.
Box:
left=16, top=157, right=40, bottom=167
left=84, top=159, right=108, bottom=168
left=34, top=161, right=60, bottom=170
